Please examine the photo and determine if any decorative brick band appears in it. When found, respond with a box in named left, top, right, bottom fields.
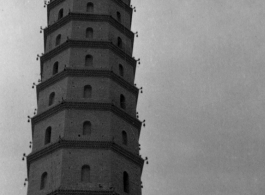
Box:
left=48, top=0, right=132, bottom=14
left=40, top=40, right=136, bottom=66
left=37, top=69, right=138, bottom=96
left=32, top=102, right=142, bottom=129
left=44, top=13, right=134, bottom=40
left=48, top=189, right=119, bottom=195
left=27, top=140, right=144, bottom=169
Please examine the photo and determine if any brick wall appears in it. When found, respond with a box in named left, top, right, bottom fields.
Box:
left=32, top=111, right=66, bottom=152
left=60, top=149, right=112, bottom=189
left=64, top=110, right=112, bottom=141
left=110, top=114, right=140, bottom=154
left=111, top=152, right=142, bottom=195
left=45, top=23, right=73, bottom=53
left=37, top=78, right=69, bottom=113
left=48, top=0, right=73, bottom=25
left=28, top=150, right=63, bottom=195
left=42, top=49, right=71, bottom=82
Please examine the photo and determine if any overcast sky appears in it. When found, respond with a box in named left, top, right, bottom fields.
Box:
left=1, top=0, right=265, bottom=195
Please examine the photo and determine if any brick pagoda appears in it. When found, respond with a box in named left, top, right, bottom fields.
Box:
left=26, top=0, right=144, bottom=194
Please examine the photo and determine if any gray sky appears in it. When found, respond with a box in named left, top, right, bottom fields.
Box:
left=1, top=0, right=265, bottom=195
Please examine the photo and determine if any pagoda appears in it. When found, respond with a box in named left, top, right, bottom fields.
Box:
left=26, top=0, right=144, bottom=194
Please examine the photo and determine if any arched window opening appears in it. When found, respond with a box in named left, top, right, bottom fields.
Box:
left=53, top=62, right=59, bottom=75
left=45, top=127, right=52, bottom=145
left=40, top=172, right=48, bottom=190
left=41, top=64, right=44, bottom=79
left=84, top=85, right=92, bottom=98
left=83, top=121, right=91, bottom=135
left=85, top=55, right=93, bottom=67
left=119, top=64, right=124, bottom=77
left=117, top=12, right=121, bottom=22
left=49, top=92, right=55, bottom=106
left=58, top=9, right=64, bottom=20
left=56, top=34, right=61, bottom=46
left=120, top=94, right=126, bottom=109
left=86, top=3, right=94, bottom=13
left=86, top=28, right=93, bottom=38
left=81, top=165, right=90, bottom=182
left=123, top=171, right=129, bottom=193
left=122, top=131, right=127, bottom=145
left=117, top=37, right=122, bottom=48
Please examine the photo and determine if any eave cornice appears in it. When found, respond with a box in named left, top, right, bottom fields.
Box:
left=44, top=13, right=134, bottom=40
left=48, top=0, right=133, bottom=14
left=40, top=40, right=136, bottom=67
left=48, top=189, right=119, bottom=195
left=32, top=102, right=142, bottom=129
left=27, top=140, right=144, bottom=169
left=37, top=69, right=138, bottom=96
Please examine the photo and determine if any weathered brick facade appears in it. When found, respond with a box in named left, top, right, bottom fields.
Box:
left=26, top=0, right=144, bottom=194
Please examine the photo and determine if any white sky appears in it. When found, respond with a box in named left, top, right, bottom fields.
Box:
left=1, top=0, right=265, bottom=195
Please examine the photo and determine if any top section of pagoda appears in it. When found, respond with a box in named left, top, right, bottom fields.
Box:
left=49, top=0, right=131, bottom=4
left=46, top=0, right=133, bottom=28
left=47, top=0, right=131, bottom=10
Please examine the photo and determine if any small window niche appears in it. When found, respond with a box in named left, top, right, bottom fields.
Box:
left=83, top=121, right=91, bottom=136
left=49, top=92, right=55, bottom=106
left=45, top=127, right=52, bottom=145
left=85, top=55, right=93, bottom=67
left=123, top=171, right=129, bottom=193
left=81, top=165, right=90, bottom=182
left=55, top=34, right=61, bottom=46
left=53, top=62, right=59, bottom=75
left=87, top=3, right=94, bottom=13
left=40, top=172, right=48, bottom=190
left=120, top=94, right=126, bottom=109
left=117, top=37, right=123, bottom=48
left=117, top=11, right=121, bottom=22
left=122, top=131, right=127, bottom=145
left=86, top=28, right=93, bottom=38
left=58, top=9, right=64, bottom=20
left=119, top=64, right=124, bottom=77
left=84, top=85, right=92, bottom=98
